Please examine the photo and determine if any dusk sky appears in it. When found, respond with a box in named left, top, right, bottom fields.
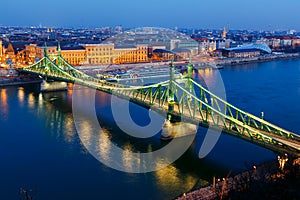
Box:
left=2, top=0, right=300, bottom=30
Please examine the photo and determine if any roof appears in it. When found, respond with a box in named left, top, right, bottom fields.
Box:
left=153, top=49, right=173, bottom=54
left=226, top=43, right=272, bottom=54
left=61, top=46, right=85, bottom=51
left=115, top=44, right=136, bottom=49
left=264, top=36, right=298, bottom=40
left=229, top=49, right=260, bottom=53
left=6, top=44, right=15, bottom=53
left=172, top=48, right=190, bottom=53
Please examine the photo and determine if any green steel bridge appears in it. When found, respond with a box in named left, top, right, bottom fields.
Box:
left=19, top=48, right=300, bottom=158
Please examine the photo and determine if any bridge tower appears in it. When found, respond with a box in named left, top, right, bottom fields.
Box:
left=186, top=59, right=193, bottom=89
left=43, top=42, right=48, bottom=58
left=40, top=42, right=68, bottom=92
left=168, top=58, right=175, bottom=114
left=57, top=42, right=62, bottom=68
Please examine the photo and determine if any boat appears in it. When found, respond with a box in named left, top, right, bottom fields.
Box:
left=212, top=65, right=224, bottom=70
left=105, top=78, right=118, bottom=82
left=105, top=75, right=120, bottom=82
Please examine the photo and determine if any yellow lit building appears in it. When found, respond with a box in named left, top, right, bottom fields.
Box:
left=83, top=43, right=114, bottom=65
left=136, top=44, right=148, bottom=63
left=60, top=47, right=86, bottom=66
left=0, top=40, right=4, bottom=64
left=222, top=27, right=227, bottom=39
left=22, top=44, right=86, bottom=66
left=114, top=44, right=148, bottom=64
left=5, top=43, right=16, bottom=63
left=11, top=42, right=149, bottom=66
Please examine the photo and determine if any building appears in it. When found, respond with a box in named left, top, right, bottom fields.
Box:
left=83, top=43, right=114, bottom=65
left=262, top=36, right=300, bottom=51
left=152, top=49, right=174, bottom=61
left=5, top=43, right=16, bottom=63
left=114, top=44, right=148, bottom=64
left=198, top=38, right=216, bottom=54
left=292, top=39, right=300, bottom=49
left=224, top=49, right=261, bottom=58
left=61, top=46, right=86, bottom=66
left=0, top=40, right=4, bottom=64
left=223, top=43, right=272, bottom=58
left=172, top=48, right=191, bottom=60
left=222, top=27, right=227, bottom=39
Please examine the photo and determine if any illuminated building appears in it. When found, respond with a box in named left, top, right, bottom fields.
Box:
left=222, top=27, right=227, bottom=39
left=0, top=40, right=3, bottom=64
left=114, top=44, right=148, bottom=64
left=225, top=49, right=261, bottom=58
left=198, top=38, right=216, bottom=54
left=5, top=43, right=16, bottom=63
left=83, top=43, right=114, bottom=65
left=60, top=46, right=86, bottom=66
left=152, top=49, right=174, bottom=61
left=292, top=39, right=300, bottom=49
left=223, top=44, right=271, bottom=58
left=6, top=42, right=149, bottom=66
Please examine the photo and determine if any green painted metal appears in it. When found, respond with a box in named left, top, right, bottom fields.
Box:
left=20, top=55, right=300, bottom=157
left=44, top=42, right=48, bottom=58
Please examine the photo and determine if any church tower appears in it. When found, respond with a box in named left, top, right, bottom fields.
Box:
left=0, top=40, right=3, bottom=57
left=0, top=40, right=3, bottom=63
left=221, top=27, right=227, bottom=39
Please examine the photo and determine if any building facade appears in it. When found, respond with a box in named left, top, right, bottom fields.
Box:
left=61, top=47, right=86, bottom=66
left=224, top=49, right=261, bottom=58
left=114, top=44, right=148, bottom=64
left=83, top=43, right=114, bottom=65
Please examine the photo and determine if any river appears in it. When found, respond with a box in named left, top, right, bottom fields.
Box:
left=0, top=58, right=299, bottom=200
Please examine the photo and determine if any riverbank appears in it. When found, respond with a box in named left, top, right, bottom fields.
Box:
left=0, top=75, right=42, bottom=87
left=174, top=158, right=300, bottom=200
left=76, top=53, right=300, bottom=73
left=215, top=53, right=300, bottom=66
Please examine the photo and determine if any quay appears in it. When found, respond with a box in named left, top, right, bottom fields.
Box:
left=214, top=53, right=300, bottom=66
left=174, top=157, right=300, bottom=200
left=0, top=75, right=42, bottom=87
left=76, top=53, right=300, bottom=75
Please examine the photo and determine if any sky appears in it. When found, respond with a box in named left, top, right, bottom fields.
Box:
left=1, top=0, right=300, bottom=30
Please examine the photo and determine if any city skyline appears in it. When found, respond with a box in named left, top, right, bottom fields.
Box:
left=1, top=0, right=300, bottom=30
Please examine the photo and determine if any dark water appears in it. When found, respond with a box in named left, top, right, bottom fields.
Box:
left=0, top=59, right=299, bottom=200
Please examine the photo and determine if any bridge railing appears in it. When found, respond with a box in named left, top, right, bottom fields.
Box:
left=189, top=79, right=300, bottom=141
left=171, top=80, right=300, bottom=154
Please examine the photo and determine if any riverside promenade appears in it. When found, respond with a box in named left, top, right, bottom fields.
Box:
left=76, top=53, right=300, bottom=73
left=0, top=75, right=42, bottom=87
left=174, top=158, right=300, bottom=200
left=215, top=53, right=300, bottom=66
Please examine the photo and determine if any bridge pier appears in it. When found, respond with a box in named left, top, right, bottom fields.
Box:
left=161, top=119, right=197, bottom=140
left=40, top=80, right=68, bottom=92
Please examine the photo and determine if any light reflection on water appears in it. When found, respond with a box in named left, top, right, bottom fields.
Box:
left=0, top=88, right=8, bottom=120
left=18, top=87, right=25, bottom=106
left=155, top=164, right=203, bottom=195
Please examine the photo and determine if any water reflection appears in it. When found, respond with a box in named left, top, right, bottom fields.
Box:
left=155, top=164, right=200, bottom=196
left=122, top=143, right=137, bottom=172
left=0, top=88, right=8, bottom=120
left=20, top=89, right=77, bottom=143
left=38, top=93, right=43, bottom=108
left=197, top=68, right=216, bottom=87
left=98, top=128, right=111, bottom=163
left=27, top=93, right=35, bottom=109
left=18, top=88, right=25, bottom=106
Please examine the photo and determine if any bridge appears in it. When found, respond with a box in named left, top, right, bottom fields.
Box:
left=19, top=45, right=300, bottom=158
